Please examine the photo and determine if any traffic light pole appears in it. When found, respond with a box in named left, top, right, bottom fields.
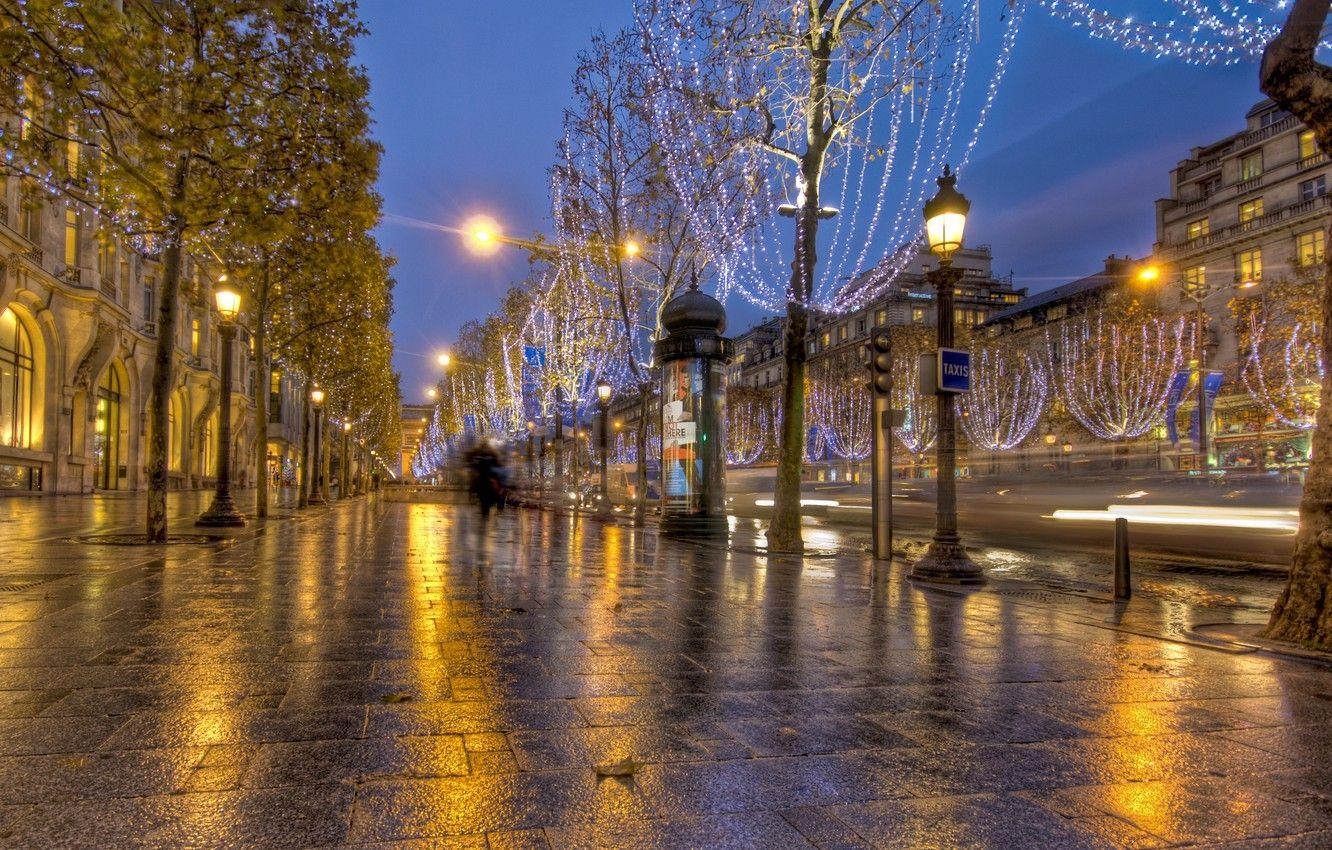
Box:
left=869, top=327, right=893, bottom=562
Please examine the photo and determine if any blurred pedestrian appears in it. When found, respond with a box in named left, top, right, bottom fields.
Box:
left=466, top=441, right=506, bottom=520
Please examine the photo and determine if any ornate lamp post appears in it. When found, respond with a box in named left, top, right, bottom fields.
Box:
left=197, top=279, right=246, bottom=527
left=596, top=376, right=613, bottom=515
left=910, top=166, right=984, bottom=584
left=309, top=387, right=326, bottom=505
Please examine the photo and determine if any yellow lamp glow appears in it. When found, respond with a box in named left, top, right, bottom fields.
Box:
left=438, top=352, right=452, bottom=368
left=463, top=215, right=502, bottom=256
left=1137, top=265, right=1161, bottom=285
left=343, top=421, right=352, bottom=433
left=623, top=240, right=641, bottom=257
left=923, top=164, right=969, bottom=261
left=310, top=388, right=325, bottom=407
left=596, top=376, right=613, bottom=404
left=214, top=281, right=242, bottom=324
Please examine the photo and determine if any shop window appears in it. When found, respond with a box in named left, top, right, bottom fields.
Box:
left=0, top=308, right=36, bottom=450
left=1297, top=230, right=1326, bottom=267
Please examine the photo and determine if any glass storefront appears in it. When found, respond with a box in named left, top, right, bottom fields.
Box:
left=0, top=307, right=35, bottom=450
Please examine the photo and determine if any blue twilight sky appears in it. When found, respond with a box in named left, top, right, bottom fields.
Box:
left=354, top=2, right=1261, bottom=402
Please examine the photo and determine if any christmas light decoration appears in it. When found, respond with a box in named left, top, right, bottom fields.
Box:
left=808, top=353, right=872, bottom=461
left=1050, top=312, right=1187, bottom=440
left=959, top=345, right=1049, bottom=451
left=726, top=386, right=774, bottom=465
left=1236, top=289, right=1323, bottom=430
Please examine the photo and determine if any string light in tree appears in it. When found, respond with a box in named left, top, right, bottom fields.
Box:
left=959, top=346, right=1049, bottom=451
left=1238, top=309, right=1323, bottom=431
left=1051, top=313, right=1187, bottom=440
left=726, top=386, right=774, bottom=465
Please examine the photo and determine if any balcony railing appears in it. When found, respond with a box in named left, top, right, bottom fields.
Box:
left=1182, top=158, right=1222, bottom=182
left=1233, top=176, right=1263, bottom=195
left=24, top=247, right=43, bottom=266
left=100, top=276, right=117, bottom=298
left=1237, top=114, right=1299, bottom=150
left=1165, top=193, right=1332, bottom=250
left=1298, top=152, right=1327, bottom=170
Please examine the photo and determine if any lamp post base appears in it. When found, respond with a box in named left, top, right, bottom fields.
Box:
left=909, top=538, right=984, bottom=584
left=196, top=493, right=247, bottom=528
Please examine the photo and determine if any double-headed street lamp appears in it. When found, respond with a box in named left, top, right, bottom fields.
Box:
left=197, top=279, right=246, bottom=528
left=910, top=165, right=984, bottom=585
left=309, top=387, right=326, bottom=505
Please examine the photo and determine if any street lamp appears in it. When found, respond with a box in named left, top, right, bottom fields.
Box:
left=197, top=279, right=246, bottom=527
left=309, top=387, right=326, bottom=505
left=910, top=165, right=983, bottom=585
left=596, top=376, right=612, bottom=515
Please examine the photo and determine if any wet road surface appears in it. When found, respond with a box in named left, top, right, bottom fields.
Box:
left=0, top=494, right=1329, bottom=847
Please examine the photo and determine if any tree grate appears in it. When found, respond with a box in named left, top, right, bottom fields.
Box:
left=0, top=574, right=72, bottom=593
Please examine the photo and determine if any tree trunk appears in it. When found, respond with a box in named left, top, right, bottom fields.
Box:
left=252, top=259, right=270, bottom=518
left=298, top=379, right=311, bottom=508
left=145, top=154, right=191, bottom=543
left=1260, top=0, right=1332, bottom=647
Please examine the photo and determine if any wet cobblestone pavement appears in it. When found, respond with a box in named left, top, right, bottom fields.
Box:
left=0, top=494, right=1330, bottom=847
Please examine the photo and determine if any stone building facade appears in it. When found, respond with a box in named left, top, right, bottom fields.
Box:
left=0, top=173, right=301, bottom=493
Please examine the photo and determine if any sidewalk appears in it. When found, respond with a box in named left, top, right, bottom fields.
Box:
left=0, top=495, right=1328, bottom=847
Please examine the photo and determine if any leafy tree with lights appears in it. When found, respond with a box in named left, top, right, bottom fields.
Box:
left=959, top=341, right=1049, bottom=469
left=0, top=0, right=376, bottom=539
left=1048, top=301, right=1188, bottom=442
left=1231, top=270, right=1323, bottom=432
left=638, top=0, right=1024, bottom=552
left=1255, top=0, right=1332, bottom=648
left=891, top=325, right=939, bottom=470
left=809, top=347, right=871, bottom=463
left=726, top=385, right=775, bottom=466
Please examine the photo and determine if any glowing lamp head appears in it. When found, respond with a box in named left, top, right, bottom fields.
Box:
left=596, top=377, right=613, bottom=405
left=1044, top=433, right=1057, bottom=445
left=1136, top=265, right=1161, bottom=285
left=310, top=388, right=325, bottom=408
left=343, top=421, right=352, bottom=433
left=623, top=239, right=641, bottom=258
left=213, top=279, right=242, bottom=324
left=923, top=164, right=969, bottom=262
left=463, top=215, right=501, bottom=256
left=527, top=420, right=535, bottom=432
left=426, top=388, right=437, bottom=400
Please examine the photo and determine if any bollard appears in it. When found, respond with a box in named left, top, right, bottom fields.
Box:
left=1114, top=516, right=1131, bottom=600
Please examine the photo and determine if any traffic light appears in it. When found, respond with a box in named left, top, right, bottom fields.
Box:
left=869, top=326, right=892, bottom=397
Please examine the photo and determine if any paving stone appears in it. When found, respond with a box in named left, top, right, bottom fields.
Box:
left=0, top=496, right=1327, bottom=841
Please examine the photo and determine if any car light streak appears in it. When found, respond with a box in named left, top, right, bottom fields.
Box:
left=753, top=498, right=841, bottom=508
left=1049, top=504, right=1297, bottom=532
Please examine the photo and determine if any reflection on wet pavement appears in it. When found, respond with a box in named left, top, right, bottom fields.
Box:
left=0, top=494, right=1327, bottom=847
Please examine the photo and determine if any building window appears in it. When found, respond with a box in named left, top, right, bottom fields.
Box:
left=819, top=331, right=830, bottom=347
left=1300, top=130, right=1318, bottom=160
left=93, top=367, right=122, bottom=490
left=18, top=77, right=38, bottom=140
left=806, top=340, right=816, bottom=356
left=0, top=308, right=36, bottom=450
left=96, top=233, right=115, bottom=277
left=836, top=325, right=847, bottom=342
left=911, top=307, right=925, bottom=323
left=1046, top=304, right=1067, bottom=322
left=190, top=318, right=201, bottom=357
left=269, top=370, right=283, bottom=423
left=1237, top=248, right=1263, bottom=284
left=1238, top=198, right=1264, bottom=224
left=1183, top=265, right=1205, bottom=287
left=18, top=185, right=41, bottom=244
left=1297, top=230, right=1326, bottom=267
left=66, top=120, right=80, bottom=178
left=1200, top=176, right=1221, bottom=198
left=855, top=318, right=865, bottom=335
left=1240, top=151, right=1263, bottom=181
left=141, top=277, right=155, bottom=323
left=875, top=309, right=887, bottom=327
left=1187, top=218, right=1209, bottom=240
left=1300, top=175, right=1327, bottom=201
left=64, top=209, right=79, bottom=268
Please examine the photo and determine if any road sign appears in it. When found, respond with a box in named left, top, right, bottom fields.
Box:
left=937, top=347, right=970, bottom=394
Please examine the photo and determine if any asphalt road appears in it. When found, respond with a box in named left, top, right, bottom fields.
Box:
left=725, top=468, right=1299, bottom=567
